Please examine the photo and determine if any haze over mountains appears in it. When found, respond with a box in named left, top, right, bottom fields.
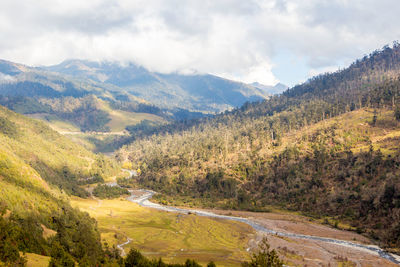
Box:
left=0, top=58, right=286, bottom=115
left=45, top=59, right=288, bottom=112
left=0, top=58, right=285, bottom=152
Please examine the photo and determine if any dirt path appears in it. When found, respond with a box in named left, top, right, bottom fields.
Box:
left=117, top=237, right=133, bottom=257
left=86, top=180, right=132, bottom=256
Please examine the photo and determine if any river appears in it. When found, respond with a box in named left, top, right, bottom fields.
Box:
left=126, top=189, right=400, bottom=265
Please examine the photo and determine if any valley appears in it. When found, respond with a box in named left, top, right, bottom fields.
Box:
left=70, top=186, right=399, bottom=266
left=70, top=196, right=253, bottom=267
left=2, top=36, right=400, bottom=267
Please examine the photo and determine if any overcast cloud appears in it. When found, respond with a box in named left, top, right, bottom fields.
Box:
left=0, top=0, right=399, bottom=86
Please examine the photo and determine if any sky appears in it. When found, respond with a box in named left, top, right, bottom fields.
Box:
left=1, top=0, right=400, bottom=87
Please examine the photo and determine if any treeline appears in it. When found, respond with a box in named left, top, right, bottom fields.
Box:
left=121, top=237, right=283, bottom=267
left=123, top=42, right=400, bottom=141
left=0, top=197, right=104, bottom=266
left=39, top=95, right=112, bottom=132
left=123, top=249, right=203, bottom=267
left=1, top=201, right=283, bottom=267
left=117, top=43, right=400, bottom=249
left=93, top=185, right=129, bottom=199
left=30, top=151, right=119, bottom=198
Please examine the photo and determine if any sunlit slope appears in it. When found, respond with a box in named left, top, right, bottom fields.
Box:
left=28, top=95, right=166, bottom=133
left=0, top=105, right=118, bottom=196
left=0, top=105, right=114, bottom=265
left=71, top=197, right=253, bottom=267
left=120, top=106, right=400, bottom=251
left=117, top=45, right=400, bottom=250
left=99, top=98, right=166, bottom=132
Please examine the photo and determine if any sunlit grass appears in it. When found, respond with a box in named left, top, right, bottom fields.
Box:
left=25, top=253, right=50, bottom=267
left=71, top=197, right=253, bottom=266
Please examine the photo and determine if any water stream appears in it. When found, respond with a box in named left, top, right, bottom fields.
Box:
left=127, top=189, right=400, bottom=265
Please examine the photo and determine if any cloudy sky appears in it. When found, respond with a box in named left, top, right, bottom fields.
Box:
left=0, top=0, right=399, bottom=86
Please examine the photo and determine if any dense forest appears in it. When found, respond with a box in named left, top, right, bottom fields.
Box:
left=93, top=184, right=129, bottom=199
left=117, top=43, right=400, bottom=251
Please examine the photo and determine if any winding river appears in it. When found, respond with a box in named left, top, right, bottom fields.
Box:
left=126, top=189, right=400, bottom=265
left=115, top=170, right=399, bottom=264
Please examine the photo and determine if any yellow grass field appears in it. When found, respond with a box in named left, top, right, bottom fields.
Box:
left=71, top=197, right=254, bottom=266
left=25, top=253, right=50, bottom=267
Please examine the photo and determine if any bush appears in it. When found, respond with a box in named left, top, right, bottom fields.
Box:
left=242, top=238, right=283, bottom=267
left=124, top=249, right=202, bottom=267
left=93, top=185, right=129, bottom=199
left=48, top=242, right=75, bottom=267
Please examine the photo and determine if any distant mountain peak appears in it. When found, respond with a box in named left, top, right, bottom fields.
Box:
left=44, top=59, right=271, bottom=112
left=0, top=59, right=31, bottom=75
left=250, top=82, right=288, bottom=95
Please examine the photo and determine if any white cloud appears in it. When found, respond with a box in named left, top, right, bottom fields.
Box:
left=218, top=60, right=279, bottom=85
left=0, top=0, right=399, bottom=85
left=0, top=73, right=16, bottom=82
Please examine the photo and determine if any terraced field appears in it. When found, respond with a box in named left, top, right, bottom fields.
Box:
left=71, top=197, right=254, bottom=266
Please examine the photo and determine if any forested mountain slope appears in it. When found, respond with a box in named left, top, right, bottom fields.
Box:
left=0, top=59, right=169, bottom=132
left=0, top=105, right=122, bottom=265
left=0, top=58, right=280, bottom=153
left=117, top=43, right=400, bottom=251
left=0, top=105, right=119, bottom=196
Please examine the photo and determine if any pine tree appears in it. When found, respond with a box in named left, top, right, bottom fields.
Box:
left=372, top=109, right=378, bottom=126
left=242, top=238, right=283, bottom=267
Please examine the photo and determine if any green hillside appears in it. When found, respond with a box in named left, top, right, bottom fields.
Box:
left=0, top=105, right=124, bottom=265
left=0, top=105, right=119, bottom=196
left=117, top=44, right=400, bottom=251
left=0, top=105, right=213, bottom=267
left=14, top=95, right=166, bottom=152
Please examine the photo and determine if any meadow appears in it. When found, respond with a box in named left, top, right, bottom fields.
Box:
left=71, top=197, right=254, bottom=267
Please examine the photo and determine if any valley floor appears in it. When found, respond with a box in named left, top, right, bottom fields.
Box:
left=71, top=189, right=399, bottom=267
left=209, top=209, right=399, bottom=266
left=70, top=196, right=253, bottom=267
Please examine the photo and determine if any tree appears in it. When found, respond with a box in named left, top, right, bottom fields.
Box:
left=0, top=216, right=27, bottom=266
left=48, top=241, right=75, bottom=267
left=395, top=106, right=400, bottom=121
left=184, top=259, right=201, bottom=267
left=242, top=238, right=283, bottom=267
left=124, top=249, right=148, bottom=267
left=372, top=109, right=378, bottom=126
left=124, top=248, right=202, bottom=267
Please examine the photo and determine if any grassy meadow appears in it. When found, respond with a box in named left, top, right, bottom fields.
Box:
left=71, top=197, right=254, bottom=267
left=25, top=253, right=50, bottom=267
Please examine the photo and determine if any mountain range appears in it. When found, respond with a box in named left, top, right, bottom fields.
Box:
left=0, top=58, right=286, bottom=152
left=0, top=58, right=286, bottom=114
left=44, top=59, right=287, bottom=112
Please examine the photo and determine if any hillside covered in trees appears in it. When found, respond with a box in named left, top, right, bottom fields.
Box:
left=117, top=43, right=400, bottom=252
left=0, top=105, right=251, bottom=267
left=0, top=105, right=122, bottom=265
